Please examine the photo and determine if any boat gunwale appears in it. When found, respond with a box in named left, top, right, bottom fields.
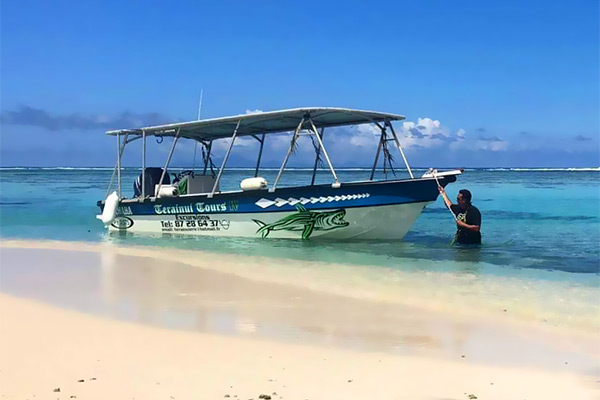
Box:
left=114, top=173, right=459, bottom=206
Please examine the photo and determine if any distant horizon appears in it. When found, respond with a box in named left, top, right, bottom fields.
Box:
left=2, top=165, right=599, bottom=170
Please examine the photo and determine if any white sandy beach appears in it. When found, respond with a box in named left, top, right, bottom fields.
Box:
left=0, top=240, right=598, bottom=400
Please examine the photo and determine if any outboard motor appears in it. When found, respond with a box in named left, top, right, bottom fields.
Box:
left=134, top=167, right=170, bottom=197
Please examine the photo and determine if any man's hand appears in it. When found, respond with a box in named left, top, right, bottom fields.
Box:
left=456, top=220, right=480, bottom=232
left=439, top=186, right=453, bottom=209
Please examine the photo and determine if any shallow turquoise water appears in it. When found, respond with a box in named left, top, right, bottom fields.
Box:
left=1, top=168, right=598, bottom=283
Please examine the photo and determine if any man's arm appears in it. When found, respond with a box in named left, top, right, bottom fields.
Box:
left=456, top=219, right=480, bottom=232
left=457, top=207, right=481, bottom=232
left=438, top=186, right=453, bottom=209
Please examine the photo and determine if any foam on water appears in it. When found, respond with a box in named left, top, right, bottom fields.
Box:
left=482, top=167, right=600, bottom=172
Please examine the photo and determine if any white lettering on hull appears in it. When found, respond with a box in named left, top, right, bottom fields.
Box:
left=153, top=202, right=227, bottom=215
left=195, top=202, right=227, bottom=213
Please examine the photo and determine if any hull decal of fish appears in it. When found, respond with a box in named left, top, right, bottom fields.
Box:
left=252, top=205, right=349, bottom=239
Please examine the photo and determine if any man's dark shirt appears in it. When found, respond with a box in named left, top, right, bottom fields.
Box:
left=450, top=204, right=482, bottom=245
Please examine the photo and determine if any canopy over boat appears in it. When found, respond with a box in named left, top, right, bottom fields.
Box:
left=106, top=107, right=405, bottom=140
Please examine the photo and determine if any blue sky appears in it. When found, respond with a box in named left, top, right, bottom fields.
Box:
left=1, top=0, right=598, bottom=167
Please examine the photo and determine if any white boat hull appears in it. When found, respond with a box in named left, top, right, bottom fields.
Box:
left=108, top=201, right=431, bottom=240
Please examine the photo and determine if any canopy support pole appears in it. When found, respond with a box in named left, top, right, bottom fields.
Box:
left=210, top=120, right=241, bottom=198
left=141, top=130, right=146, bottom=199
left=156, top=128, right=180, bottom=198
left=272, top=119, right=304, bottom=192
left=308, top=118, right=339, bottom=186
left=105, top=133, right=132, bottom=199
left=310, top=127, right=324, bottom=186
left=254, top=134, right=265, bottom=178
left=117, top=133, right=122, bottom=199
left=386, top=121, right=414, bottom=179
left=370, top=125, right=385, bottom=181
left=202, top=140, right=213, bottom=176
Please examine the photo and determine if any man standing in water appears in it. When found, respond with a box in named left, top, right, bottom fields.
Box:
left=438, top=188, right=482, bottom=245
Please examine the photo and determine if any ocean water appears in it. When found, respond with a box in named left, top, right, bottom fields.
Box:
left=1, top=167, right=599, bottom=330
left=1, top=167, right=598, bottom=273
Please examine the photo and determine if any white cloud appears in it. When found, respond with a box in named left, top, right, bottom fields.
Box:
left=396, top=118, right=468, bottom=150
left=349, top=123, right=380, bottom=147
left=335, top=117, right=467, bottom=152
left=478, top=139, right=509, bottom=151
left=188, top=116, right=511, bottom=168
left=212, top=136, right=257, bottom=151
left=245, top=109, right=263, bottom=114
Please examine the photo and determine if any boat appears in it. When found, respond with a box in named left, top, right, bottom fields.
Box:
left=97, top=108, right=462, bottom=240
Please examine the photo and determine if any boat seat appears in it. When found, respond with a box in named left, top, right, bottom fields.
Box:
left=182, top=175, right=219, bottom=194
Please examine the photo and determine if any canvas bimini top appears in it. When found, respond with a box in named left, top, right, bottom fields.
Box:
left=105, top=107, right=405, bottom=140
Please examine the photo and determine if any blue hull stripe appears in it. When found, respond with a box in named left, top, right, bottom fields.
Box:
left=106, top=177, right=455, bottom=217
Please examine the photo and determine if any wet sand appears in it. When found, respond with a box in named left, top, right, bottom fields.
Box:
left=0, top=240, right=598, bottom=399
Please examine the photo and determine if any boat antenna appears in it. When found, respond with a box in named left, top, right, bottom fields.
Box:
left=197, top=89, right=204, bottom=120
left=192, top=89, right=204, bottom=170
